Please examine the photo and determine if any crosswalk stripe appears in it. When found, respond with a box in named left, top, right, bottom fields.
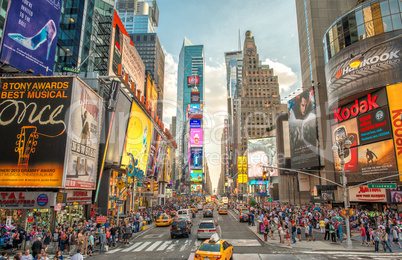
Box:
left=166, top=240, right=180, bottom=251
left=106, top=248, right=122, bottom=254
left=145, top=240, right=163, bottom=251
left=156, top=240, right=172, bottom=251
left=133, top=241, right=152, bottom=252
left=179, top=239, right=191, bottom=251
left=122, top=242, right=143, bottom=252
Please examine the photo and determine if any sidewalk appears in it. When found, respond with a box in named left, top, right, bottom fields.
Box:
left=246, top=220, right=402, bottom=254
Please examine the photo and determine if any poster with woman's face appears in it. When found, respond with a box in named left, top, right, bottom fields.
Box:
left=390, top=191, right=402, bottom=203
left=247, top=137, right=277, bottom=178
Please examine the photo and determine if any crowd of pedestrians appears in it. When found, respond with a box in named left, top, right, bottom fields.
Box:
left=231, top=202, right=402, bottom=253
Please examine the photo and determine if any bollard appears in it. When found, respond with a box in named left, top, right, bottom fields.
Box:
left=143, top=221, right=146, bottom=230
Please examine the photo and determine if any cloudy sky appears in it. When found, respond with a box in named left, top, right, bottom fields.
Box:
left=156, top=0, right=301, bottom=191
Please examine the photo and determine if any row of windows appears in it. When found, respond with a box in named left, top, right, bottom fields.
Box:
left=324, top=0, right=402, bottom=62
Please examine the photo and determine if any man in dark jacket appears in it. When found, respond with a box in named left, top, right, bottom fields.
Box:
left=31, top=237, right=42, bottom=258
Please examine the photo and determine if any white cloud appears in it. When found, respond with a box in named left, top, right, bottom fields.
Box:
left=162, top=51, right=178, bottom=126
left=261, top=58, right=298, bottom=93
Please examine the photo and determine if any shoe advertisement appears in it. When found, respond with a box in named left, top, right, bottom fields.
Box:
left=0, top=0, right=62, bottom=75
left=0, top=77, right=73, bottom=187
left=64, top=78, right=102, bottom=189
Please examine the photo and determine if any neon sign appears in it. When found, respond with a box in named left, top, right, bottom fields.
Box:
left=127, top=153, right=144, bottom=178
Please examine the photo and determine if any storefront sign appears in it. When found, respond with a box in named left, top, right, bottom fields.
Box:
left=0, top=192, right=56, bottom=209
left=63, top=190, right=92, bottom=206
left=54, top=204, right=62, bottom=211
left=27, top=216, right=33, bottom=223
left=387, top=83, right=402, bottom=181
left=96, top=216, right=107, bottom=223
left=349, top=185, right=387, bottom=202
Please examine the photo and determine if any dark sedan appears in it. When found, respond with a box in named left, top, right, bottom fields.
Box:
left=240, top=210, right=249, bottom=222
left=203, top=209, right=213, bottom=218
left=170, top=220, right=191, bottom=238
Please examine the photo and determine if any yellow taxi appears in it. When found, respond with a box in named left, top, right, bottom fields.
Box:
left=218, top=207, right=228, bottom=215
left=155, top=215, right=173, bottom=227
left=192, top=206, right=198, bottom=213
left=194, top=234, right=233, bottom=260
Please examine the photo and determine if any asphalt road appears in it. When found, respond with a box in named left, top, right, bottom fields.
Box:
left=75, top=209, right=401, bottom=260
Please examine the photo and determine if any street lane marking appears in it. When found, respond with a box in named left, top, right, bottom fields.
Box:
left=228, top=210, right=238, bottom=221
left=133, top=241, right=151, bottom=252
left=156, top=240, right=172, bottom=251
left=145, top=240, right=162, bottom=251
left=187, top=253, right=195, bottom=260
left=225, top=239, right=261, bottom=247
left=106, top=248, right=122, bottom=254
left=167, top=240, right=180, bottom=251
left=121, top=242, right=143, bottom=252
left=179, top=239, right=191, bottom=251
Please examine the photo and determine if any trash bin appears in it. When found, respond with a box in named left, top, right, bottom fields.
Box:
left=142, top=221, right=146, bottom=230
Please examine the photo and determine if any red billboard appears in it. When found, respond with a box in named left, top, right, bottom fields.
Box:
left=187, top=76, right=200, bottom=87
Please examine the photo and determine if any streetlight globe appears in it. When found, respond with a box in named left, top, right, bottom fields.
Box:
left=345, top=139, right=352, bottom=149
left=332, top=144, right=339, bottom=152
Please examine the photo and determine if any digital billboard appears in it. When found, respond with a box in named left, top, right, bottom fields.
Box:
left=357, top=139, right=397, bottom=174
left=0, top=77, right=73, bottom=187
left=387, top=83, right=402, bottom=181
left=191, top=91, right=200, bottom=104
left=288, top=87, right=319, bottom=169
left=121, top=102, right=154, bottom=174
left=357, top=107, right=392, bottom=145
left=331, top=118, right=359, bottom=149
left=146, top=129, right=158, bottom=177
left=190, top=170, right=202, bottom=182
left=190, top=119, right=201, bottom=128
left=190, top=147, right=203, bottom=170
left=65, top=79, right=103, bottom=189
left=0, top=0, right=62, bottom=75
left=190, top=128, right=203, bottom=146
left=187, top=76, right=200, bottom=87
left=247, top=137, right=277, bottom=178
left=390, top=188, right=402, bottom=203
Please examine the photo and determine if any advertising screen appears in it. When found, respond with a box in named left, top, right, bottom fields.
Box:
left=387, top=83, right=402, bottom=181
left=358, top=107, right=392, bottom=145
left=390, top=190, right=402, bottom=203
left=187, top=76, right=200, bottom=87
left=190, top=170, right=203, bottom=182
left=331, top=118, right=359, bottom=148
left=288, top=87, right=319, bottom=169
left=0, top=0, right=62, bottom=75
left=65, top=79, right=103, bottom=189
left=146, top=129, right=158, bottom=177
left=190, top=119, right=201, bottom=128
left=146, top=75, right=158, bottom=113
left=0, top=77, right=73, bottom=187
left=357, top=139, right=397, bottom=174
left=190, top=128, right=203, bottom=146
left=247, top=137, right=277, bottom=178
left=191, top=91, right=200, bottom=104
left=190, top=147, right=203, bottom=170
left=121, top=102, right=154, bottom=174
left=334, top=147, right=358, bottom=173
left=188, top=104, right=202, bottom=115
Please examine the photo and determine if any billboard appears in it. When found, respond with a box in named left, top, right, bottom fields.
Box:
left=109, top=11, right=145, bottom=94
left=146, top=74, right=158, bottom=113
left=0, top=0, right=62, bottom=75
left=121, top=102, right=154, bottom=174
left=357, top=107, right=392, bottom=145
left=190, top=170, right=202, bottom=182
left=349, top=185, right=387, bottom=202
left=65, top=79, right=102, bottom=189
left=390, top=188, right=402, bottom=203
left=288, top=87, right=319, bottom=169
left=188, top=104, right=202, bottom=116
left=187, top=76, right=200, bottom=87
left=191, top=91, right=200, bottom=104
left=247, top=137, right=277, bottom=178
left=190, top=128, right=203, bottom=146
left=357, top=139, right=397, bottom=174
left=146, top=129, right=158, bottom=177
left=190, top=119, right=201, bottom=128
left=190, top=147, right=203, bottom=170
left=387, top=83, right=402, bottom=181
left=0, top=77, right=73, bottom=187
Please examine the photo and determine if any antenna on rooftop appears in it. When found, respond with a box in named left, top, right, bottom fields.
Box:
left=238, top=29, right=241, bottom=50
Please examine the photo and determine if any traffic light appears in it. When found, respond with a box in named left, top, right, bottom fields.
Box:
left=153, top=181, right=158, bottom=192
left=262, top=171, right=267, bottom=180
left=146, top=182, right=151, bottom=192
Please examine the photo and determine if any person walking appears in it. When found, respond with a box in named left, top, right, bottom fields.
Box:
left=51, top=229, right=60, bottom=254
left=330, top=222, right=336, bottom=242
left=305, top=223, right=310, bottom=242
left=88, top=231, right=94, bottom=257
left=324, top=222, right=330, bottom=241
left=100, top=229, right=107, bottom=253
left=391, top=226, right=402, bottom=249
left=69, top=231, right=77, bottom=256
left=291, top=223, right=297, bottom=244
left=296, top=224, right=302, bottom=242
left=251, top=212, right=255, bottom=226
left=31, top=237, right=42, bottom=259
left=308, top=222, right=315, bottom=242
left=81, top=233, right=89, bottom=256
left=319, top=218, right=325, bottom=233
left=360, top=224, right=368, bottom=246
left=373, top=229, right=380, bottom=253
left=263, top=218, right=269, bottom=242
left=381, top=228, right=393, bottom=253
left=285, top=229, right=291, bottom=246
left=71, top=249, right=83, bottom=260
left=338, top=222, right=344, bottom=243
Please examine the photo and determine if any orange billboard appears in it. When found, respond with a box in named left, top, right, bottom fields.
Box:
left=387, top=83, right=402, bottom=181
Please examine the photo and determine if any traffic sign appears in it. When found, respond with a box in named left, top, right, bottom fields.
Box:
left=368, top=183, right=396, bottom=189
left=142, top=182, right=148, bottom=188
left=267, top=197, right=273, bottom=203
left=116, top=180, right=126, bottom=190
left=136, top=182, right=142, bottom=187
left=116, top=200, right=124, bottom=205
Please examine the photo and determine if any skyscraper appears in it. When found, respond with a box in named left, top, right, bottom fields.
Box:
left=117, top=0, right=159, bottom=34
left=175, top=38, right=204, bottom=193
left=295, top=0, right=357, bottom=189
left=130, top=33, right=165, bottom=119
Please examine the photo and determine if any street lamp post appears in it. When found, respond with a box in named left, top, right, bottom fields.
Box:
left=332, top=137, right=353, bottom=249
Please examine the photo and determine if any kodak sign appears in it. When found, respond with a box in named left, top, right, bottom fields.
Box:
left=387, top=83, right=402, bottom=181
left=330, top=88, right=387, bottom=125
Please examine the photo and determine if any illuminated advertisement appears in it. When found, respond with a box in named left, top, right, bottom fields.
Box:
left=191, top=184, right=202, bottom=192
left=191, top=91, right=200, bottom=104
left=387, top=83, right=402, bottom=181
left=146, top=129, right=158, bottom=177
left=0, top=0, right=62, bottom=75
left=121, top=102, right=154, bottom=174
left=190, top=147, right=203, bottom=170
left=187, top=76, right=200, bottom=87
left=349, top=185, right=387, bottom=202
left=190, top=119, right=201, bottom=128
left=358, top=107, right=392, bottom=145
left=0, top=77, right=73, bottom=187
left=146, top=74, right=158, bottom=113
left=164, top=146, right=172, bottom=183
left=190, top=170, right=202, bottom=182
left=334, top=147, right=358, bottom=173
left=247, top=137, right=277, bottom=178
left=188, top=104, right=202, bottom=115
left=190, top=128, right=203, bottom=146
left=109, top=11, right=145, bottom=94
left=357, top=139, right=397, bottom=174
left=65, top=79, right=102, bottom=189
left=288, top=87, right=319, bottom=169
left=390, top=187, right=402, bottom=203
